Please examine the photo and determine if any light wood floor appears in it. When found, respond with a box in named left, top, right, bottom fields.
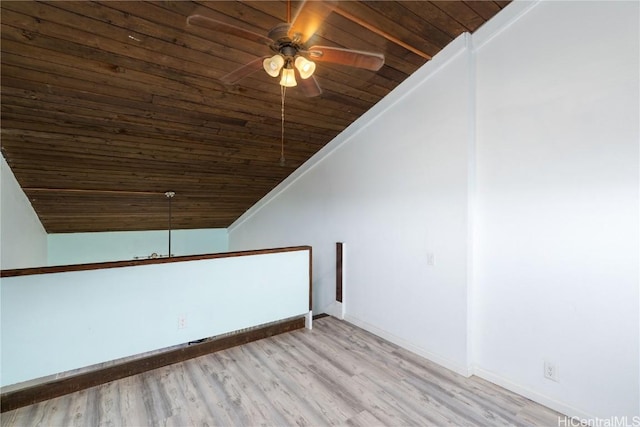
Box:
left=1, top=317, right=561, bottom=426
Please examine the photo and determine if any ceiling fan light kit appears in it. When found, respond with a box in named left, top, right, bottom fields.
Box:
left=279, top=67, right=297, bottom=87
left=186, top=0, right=387, bottom=163
left=263, top=54, right=285, bottom=77
left=186, top=0, right=385, bottom=96
left=263, top=54, right=316, bottom=87
left=294, top=56, right=316, bottom=79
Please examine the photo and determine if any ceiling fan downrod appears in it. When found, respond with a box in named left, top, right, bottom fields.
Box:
left=165, top=191, right=175, bottom=257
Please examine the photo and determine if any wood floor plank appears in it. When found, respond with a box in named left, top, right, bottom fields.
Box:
left=55, top=389, right=88, bottom=427
left=272, top=328, right=463, bottom=426
left=179, top=360, right=241, bottom=426
left=220, top=345, right=328, bottom=426
left=256, top=339, right=361, bottom=424
left=204, top=351, right=293, bottom=426
left=1, top=317, right=562, bottom=426
left=517, top=400, right=564, bottom=426
left=346, top=409, right=387, bottom=427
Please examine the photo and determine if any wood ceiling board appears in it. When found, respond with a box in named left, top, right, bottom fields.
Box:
left=0, top=0, right=507, bottom=233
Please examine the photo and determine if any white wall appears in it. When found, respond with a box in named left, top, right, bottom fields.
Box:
left=48, top=228, right=228, bottom=266
left=1, top=249, right=310, bottom=387
left=230, top=35, right=474, bottom=375
left=229, top=0, right=639, bottom=420
left=0, top=155, right=47, bottom=269
left=472, top=0, right=639, bottom=420
left=0, top=155, right=229, bottom=269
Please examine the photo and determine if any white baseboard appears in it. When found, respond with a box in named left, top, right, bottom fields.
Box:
left=305, top=311, right=313, bottom=330
left=343, top=314, right=470, bottom=377
left=340, top=315, right=597, bottom=423
left=471, top=366, right=596, bottom=422
left=324, top=301, right=344, bottom=320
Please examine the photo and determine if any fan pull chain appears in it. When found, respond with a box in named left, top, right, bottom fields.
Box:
left=280, top=85, right=286, bottom=166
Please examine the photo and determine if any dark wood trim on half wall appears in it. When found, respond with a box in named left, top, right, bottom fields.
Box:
left=0, top=316, right=305, bottom=413
left=0, top=246, right=313, bottom=278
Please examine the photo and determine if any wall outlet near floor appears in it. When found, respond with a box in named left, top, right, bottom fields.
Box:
left=178, top=314, right=187, bottom=329
left=544, top=360, right=559, bottom=382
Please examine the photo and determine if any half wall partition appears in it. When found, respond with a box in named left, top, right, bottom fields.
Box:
left=0, top=246, right=312, bottom=409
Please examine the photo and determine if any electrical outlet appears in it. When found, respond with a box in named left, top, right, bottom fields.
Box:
left=426, top=252, right=435, bottom=266
left=178, top=314, right=187, bottom=329
left=544, top=360, right=559, bottom=382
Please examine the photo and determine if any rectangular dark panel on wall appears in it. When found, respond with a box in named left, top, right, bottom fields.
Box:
left=336, top=242, right=343, bottom=303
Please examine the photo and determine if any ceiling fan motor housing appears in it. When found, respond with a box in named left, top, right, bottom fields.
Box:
left=268, top=23, right=304, bottom=60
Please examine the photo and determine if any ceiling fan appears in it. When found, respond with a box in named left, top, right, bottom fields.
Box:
left=187, top=0, right=385, bottom=97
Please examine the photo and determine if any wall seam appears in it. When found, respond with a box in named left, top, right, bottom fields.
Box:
left=466, top=31, right=477, bottom=376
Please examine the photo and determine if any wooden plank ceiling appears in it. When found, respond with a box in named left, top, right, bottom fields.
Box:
left=1, top=1, right=508, bottom=233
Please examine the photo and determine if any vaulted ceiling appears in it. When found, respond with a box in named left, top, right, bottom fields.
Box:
left=1, top=1, right=508, bottom=233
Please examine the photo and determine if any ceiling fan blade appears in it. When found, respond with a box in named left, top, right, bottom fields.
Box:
left=220, top=57, right=268, bottom=84
left=288, top=0, right=337, bottom=44
left=307, top=46, right=385, bottom=71
left=187, top=15, right=273, bottom=45
left=297, top=75, right=322, bottom=98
